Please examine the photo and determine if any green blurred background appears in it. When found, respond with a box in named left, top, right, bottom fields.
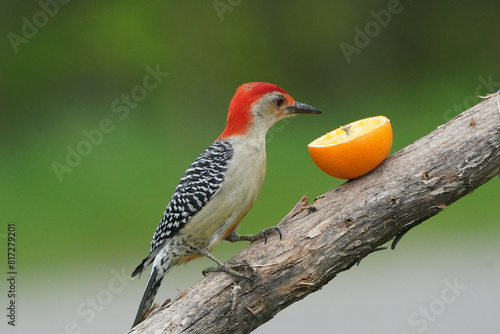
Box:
left=1, top=1, right=499, bottom=333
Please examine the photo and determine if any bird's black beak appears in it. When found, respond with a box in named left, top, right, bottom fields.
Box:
left=284, top=101, right=322, bottom=115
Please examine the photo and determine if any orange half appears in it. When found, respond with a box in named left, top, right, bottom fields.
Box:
left=308, top=116, right=392, bottom=179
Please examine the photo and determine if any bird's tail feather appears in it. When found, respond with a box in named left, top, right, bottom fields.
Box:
left=131, top=257, right=148, bottom=278
left=132, top=266, right=164, bottom=328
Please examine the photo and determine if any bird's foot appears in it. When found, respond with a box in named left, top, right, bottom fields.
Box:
left=225, top=226, right=282, bottom=244
left=202, top=262, right=252, bottom=281
left=200, top=249, right=253, bottom=281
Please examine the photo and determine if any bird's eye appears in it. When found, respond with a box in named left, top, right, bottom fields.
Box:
left=274, top=96, right=285, bottom=108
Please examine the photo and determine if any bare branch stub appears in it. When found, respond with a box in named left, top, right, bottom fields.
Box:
left=129, top=96, right=500, bottom=334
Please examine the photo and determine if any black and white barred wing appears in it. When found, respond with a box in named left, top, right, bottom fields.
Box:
left=132, top=140, right=233, bottom=277
left=150, top=140, right=234, bottom=250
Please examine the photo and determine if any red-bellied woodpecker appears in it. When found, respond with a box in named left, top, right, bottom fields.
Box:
left=131, top=82, right=321, bottom=327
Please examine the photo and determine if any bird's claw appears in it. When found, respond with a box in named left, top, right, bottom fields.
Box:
left=262, top=226, right=283, bottom=244
left=225, top=226, right=282, bottom=244
left=392, top=228, right=412, bottom=250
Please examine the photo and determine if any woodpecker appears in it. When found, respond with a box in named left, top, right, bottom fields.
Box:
left=131, top=82, right=321, bottom=327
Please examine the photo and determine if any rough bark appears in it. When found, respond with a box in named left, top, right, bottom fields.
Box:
left=128, top=94, right=500, bottom=334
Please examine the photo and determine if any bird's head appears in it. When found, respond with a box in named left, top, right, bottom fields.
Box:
left=219, top=82, right=322, bottom=139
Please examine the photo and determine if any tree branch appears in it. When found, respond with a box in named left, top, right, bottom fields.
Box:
left=128, top=94, right=500, bottom=334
